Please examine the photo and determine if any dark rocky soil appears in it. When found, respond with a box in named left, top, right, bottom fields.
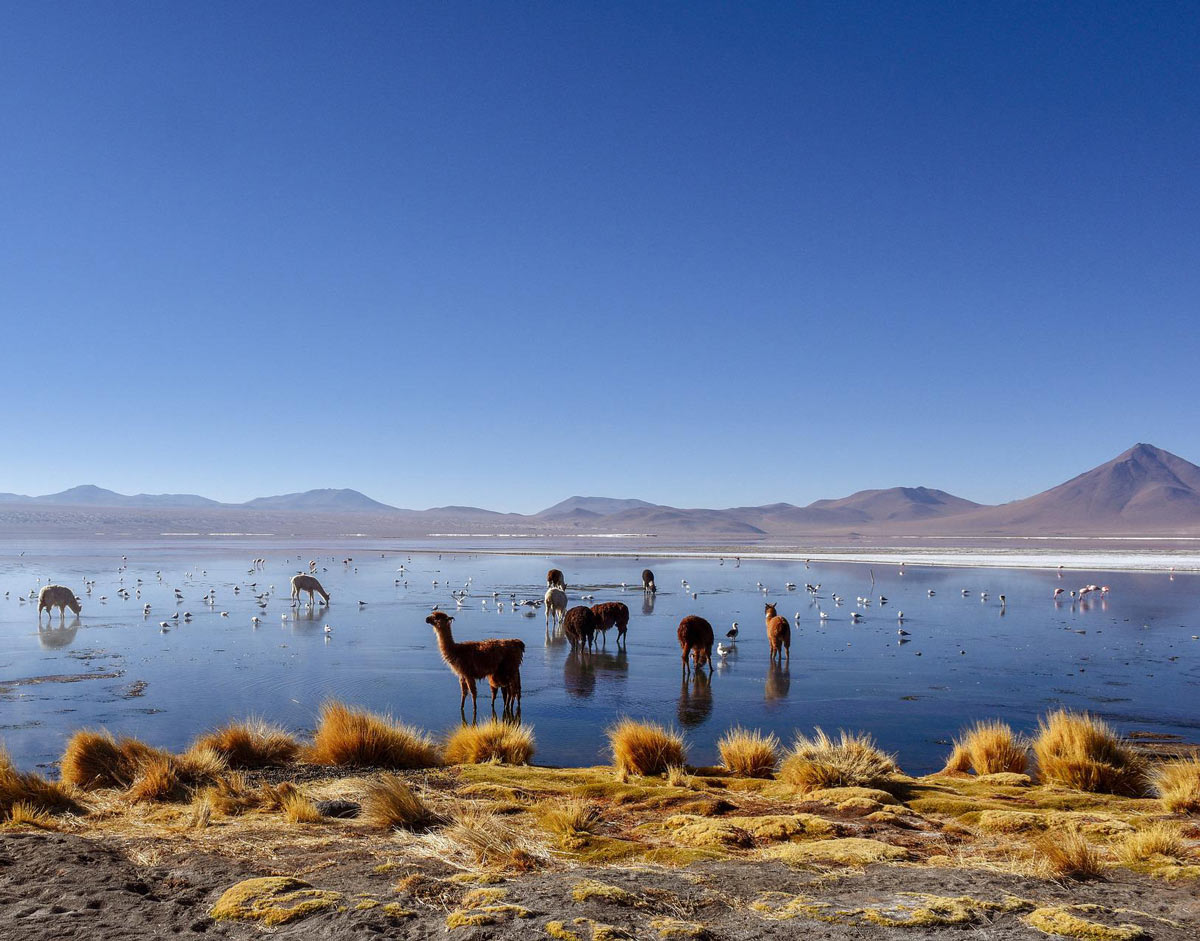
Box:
left=1, top=831, right=1196, bottom=940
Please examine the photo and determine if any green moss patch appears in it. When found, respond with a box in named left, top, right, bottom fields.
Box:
left=210, top=877, right=342, bottom=926
left=1026, top=906, right=1148, bottom=940
left=760, top=837, right=910, bottom=867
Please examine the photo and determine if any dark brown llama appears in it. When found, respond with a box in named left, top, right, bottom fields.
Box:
left=590, top=601, right=629, bottom=646
left=677, top=615, right=714, bottom=676
left=562, top=605, right=596, bottom=650
left=425, top=612, right=525, bottom=718
left=764, top=602, right=791, bottom=663
left=641, top=568, right=656, bottom=592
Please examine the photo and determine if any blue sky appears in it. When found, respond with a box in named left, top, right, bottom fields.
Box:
left=1, top=2, right=1197, bottom=513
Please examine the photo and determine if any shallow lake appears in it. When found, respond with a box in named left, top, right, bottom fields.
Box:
left=1, top=538, right=1197, bottom=775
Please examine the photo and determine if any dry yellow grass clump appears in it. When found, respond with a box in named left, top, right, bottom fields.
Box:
left=60, top=730, right=168, bottom=790
left=717, top=727, right=780, bottom=778
left=1036, top=826, right=1107, bottom=880
left=306, top=702, right=441, bottom=769
left=0, top=747, right=81, bottom=819
left=126, top=746, right=227, bottom=803
left=607, top=719, right=686, bottom=777
left=362, top=773, right=437, bottom=830
left=194, top=718, right=300, bottom=768
left=942, top=720, right=1028, bottom=776
left=778, top=728, right=897, bottom=792
left=444, top=721, right=535, bottom=766
left=1032, top=711, right=1145, bottom=796
left=60, top=730, right=225, bottom=802
left=1119, top=822, right=1192, bottom=865
left=1151, top=757, right=1200, bottom=814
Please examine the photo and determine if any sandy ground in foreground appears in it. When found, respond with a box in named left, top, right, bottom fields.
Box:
left=1, top=762, right=1197, bottom=941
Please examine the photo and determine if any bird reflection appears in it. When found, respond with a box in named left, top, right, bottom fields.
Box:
left=677, top=672, right=713, bottom=727
left=38, top=617, right=80, bottom=650
left=563, top=649, right=595, bottom=698
left=765, top=661, right=790, bottom=703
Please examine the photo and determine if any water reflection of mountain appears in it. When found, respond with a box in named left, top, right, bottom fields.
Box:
left=677, top=672, right=713, bottom=727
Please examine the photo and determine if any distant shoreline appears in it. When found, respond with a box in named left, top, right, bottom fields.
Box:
left=2, top=531, right=1198, bottom=572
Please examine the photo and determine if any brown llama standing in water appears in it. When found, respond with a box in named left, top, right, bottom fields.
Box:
left=641, top=568, right=656, bottom=592
left=764, top=602, right=791, bottom=662
left=562, top=605, right=596, bottom=650
left=590, top=601, right=629, bottom=646
left=677, top=615, right=714, bottom=676
left=425, top=612, right=525, bottom=718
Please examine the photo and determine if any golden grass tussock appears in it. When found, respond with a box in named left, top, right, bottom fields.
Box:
left=193, top=718, right=299, bottom=768
left=362, top=773, right=437, bottom=831
left=0, top=746, right=82, bottom=818
left=539, top=800, right=601, bottom=840
left=306, top=702, right=441, bottom=769
left=778, top=728, right=897, bottom=792
left=443, top=720, right=534, bottom=766
left=1035, top=827, right=1107, bottom=880
left=1032, top=711, right=1145, bottom=796
left=126, top=746, right=227, bottom=804
left=718, top=727, right=780, bottom=778
left=946, top=720, right=1028, bottom=775
left=5, top=801, right=60, bottom=829
left=203, top=773, right=297, bottom=816
left=437, top=806, right=541, bottom=870
left=608, top=719, right=686, bottom=777
left=1151, top=757, right=1200, bottom=814
left=60, top=730, right=168, bottom=790
left=281, top=791, right=324, bottom=824
left=1119, top=822, right=1192, bottom=865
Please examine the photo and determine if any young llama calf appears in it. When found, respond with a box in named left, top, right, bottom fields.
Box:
left=425, top=611, right=525, bottom=718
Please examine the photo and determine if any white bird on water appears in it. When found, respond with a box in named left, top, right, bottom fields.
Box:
left=324, top=624, right=332, bottom=634
left=716, top=642, right=730, bottom=658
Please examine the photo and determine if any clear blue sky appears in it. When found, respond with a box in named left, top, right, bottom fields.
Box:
left=2, top=2, right=1197, bottom=513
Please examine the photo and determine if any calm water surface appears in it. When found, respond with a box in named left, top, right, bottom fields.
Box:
left=1, top=539, right=1197, bottom=774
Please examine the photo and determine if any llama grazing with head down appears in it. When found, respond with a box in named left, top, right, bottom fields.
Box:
left=546, top=568, right=566, bottom=590
left=426, top=612, right=524, bottom=718
left=291, top=574, right=330, bottom=606
left=562, top=605, right=596, bottom=650
left=641, top=568, right=656, bottom=592
left=544, top=587, right=567, bottom=628
left=764, top=602, right=791, bottom=662
left=677, top=615, right=714, bottom=676
left=38, top=585, right=81, bottom=621
left=590, top=601, right=629, bottom=647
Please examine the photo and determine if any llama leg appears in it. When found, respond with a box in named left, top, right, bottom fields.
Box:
left=468, top=677, right=478, bottom=721
left=459, top=677, right=469, bottom=716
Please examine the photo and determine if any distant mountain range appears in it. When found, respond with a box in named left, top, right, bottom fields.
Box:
left=0, top=485, right=396, bottom=513
left=3, top=444, right=1200, bottom=536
